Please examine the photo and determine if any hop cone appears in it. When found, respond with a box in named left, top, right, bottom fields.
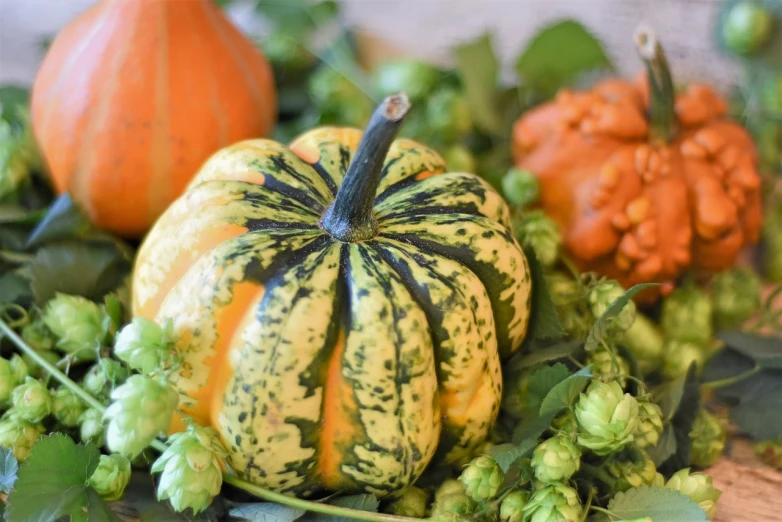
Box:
left=514, top=210, right=561, bottom=267
left=104, top=375, right=179, bottom=458
left=754, top=440, right=782, bottom=470
left=664, top=468, right=721, bottom=520
left=521, top=484, right=582, bottom=522
left=546, top=272, right=593, bottom=340
left=500, top=490, right=529, bottom=522
left=435, top=479, right=467, bottom=500
left=114, top=317, right=176, bottom=374
left=52, top=387, right=87, bottom=427
left=9, top=355, right=28, bottom=384
left=661, top=285, right=712, bottom=346
left=459, top=455, right=503, bottom=501
left=588, top=279, right=636, bottom=331
left=11, top=377, right=52, bottom=423
left=606, top=449, right=657, bottom=493
left=710, top=267, right=761, bottom=330
left=0, top=358, right=17, bottom=405
left=620, top=314, right=664, bottom=375
left=587, top=349, right=631, bottom=388
left=83, top=359, right=129, bottom=401
left=80, top=407, right=105, bottom=445
left=151, top=424, right=226, bottom=514
left=552, top=411, right=579, bottom=437
left=88, top=454, right=131, bottom=501
left=662, top=340, right=706, bottom=379
left=386, top=486, right=428, bottom=518
left=635, top=401, right=664, bottom=450
left=42, top=293, right=106, bottom=360
left=0, top=415, right=45, bottom=461
left=689, top=409, right=726, bottom=468
left=575, top=380, right=639, bottom=455
left=502, top=168, right=540, bottom=209
left=426, top=88, right=472, bottom=143
left=531, top=435, right=581, bottom=483
left=21, top=319, right=55, bottom=352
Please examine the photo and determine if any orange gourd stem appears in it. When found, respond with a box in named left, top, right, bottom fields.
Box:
left=635, top=26, right=677, bottom=143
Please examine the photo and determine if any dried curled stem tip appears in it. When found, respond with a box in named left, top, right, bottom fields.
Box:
left=633, top=24, right=658, bottom=60
left=382, top=92, right=412, bottom=121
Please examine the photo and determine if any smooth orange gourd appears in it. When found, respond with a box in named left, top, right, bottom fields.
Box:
left=30, top=0, right=277, bottom=237
left=512, top=29, right=762, bottom=299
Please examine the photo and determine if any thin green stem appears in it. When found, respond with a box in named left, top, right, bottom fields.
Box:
left=700, top=366, right=762, bottom=390
left=580, top=488, right=595, bottom=522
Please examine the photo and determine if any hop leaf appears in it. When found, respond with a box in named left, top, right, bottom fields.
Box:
left=151, top=423, right=226, bottom=514
left=521, top=483, right=582, bottom=522
left=531, top=435, right=581, bottom=483
left=689, top=409, right=726, bottom=468
left=114, top=317, right=177, bottom=374
left=88, top=454, right=131, bottom=501
left=664, top=468, right=722, bottom=520
left=52, top=387, right=87, bottom=427
left=458, top=455, right=503, bottom=501
left=575, top=380, right=639, bottom=455
left=11, top=377, right=52, bottom=423
left=42, top=293, right=106, bottom=361
left=104, top=375, right=179, bottom=458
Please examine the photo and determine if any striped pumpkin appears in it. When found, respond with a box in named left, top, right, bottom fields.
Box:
left=30, top=0, right=276, bottom=238
left=132, top=95, right=531, bottom=497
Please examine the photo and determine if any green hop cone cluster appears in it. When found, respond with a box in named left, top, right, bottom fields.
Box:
left=499, top=490, right=529, bottom=522
left=458, top=455, right=503, bottom=501
left=83, top=358, right=130, bottom=401
left=104, top=375, right=179, bottom=458
left=662, top=340, right=706, bottom=379
left=385, top=486, right=428, bottom=518
left=52, top=387, right=87, bottom=427
left=664, top=468, right=721, bottom=520
left=689, top=408, right=727, bottom=468
left=513, top=210, right=562, bottom=267
left=634, top=400, right=664, bottom=450
left=152, top=423, right=227, bottom=514
left=587, top=349, right=631, bottom=388
left=11, top=377, right=52, bottom=423
left=721, top=1, right=774, bottom=55
left=710, top=267, right=762, bottom=330
left=754, top=440, right=782, bottom=470
left=521, top=484, right=582, bottom=522
left=114, top=317, right=176, bottom=374
left=661, top=284, right=712, bottom=346
left=80, top=407, right=105, bottom=445
left=575, top=380, right=639, bottom=455
left=88, top=454, right=132, bottom=501
left=42, top=293, right=107, bottom=361
left=531, top=435, right=581, bottom=483
left=588, top=279, right=636, bottom=331
left=606, top=448, right=657, bottom=493
left=502, top=168, right=540, bottom=209
left=0, top=414, right=45, bottom=461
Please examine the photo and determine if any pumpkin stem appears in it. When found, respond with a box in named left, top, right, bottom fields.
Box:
left=321, top=93, right=411, bottom=242
left=634, top=25, right=677, bottom=143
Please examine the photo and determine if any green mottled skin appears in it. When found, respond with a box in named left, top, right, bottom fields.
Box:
left=132, top=127, right=531, bottom=497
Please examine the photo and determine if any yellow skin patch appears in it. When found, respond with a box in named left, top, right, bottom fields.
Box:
left=132, top=127, right=531, bottom=497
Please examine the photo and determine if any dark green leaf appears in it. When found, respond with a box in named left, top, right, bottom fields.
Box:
left=25, top=193, right=93, bottom=249
left=521, top=246, right=565, bottom=343
left=310, top=494, right=379, bottom=522
left=526, top=363, right=571, bottom=415
left=229, top=503, right=306, bottom=522
left=490, top=439, right=537, bottom=472
left=0, top=271, right=33, bottom=306
left=512, top=414, right=556, bottom=444
left=654, top=373, right=689, bottom=422
left=539, top=366, right=592, bottom=417
left=702, top=348, right=756, bottom=393
left=716, top=331, right=782, bottom=369
left=6, top=434, right=100, bottom=522
left=658, top=365, right=701, bottom=475
left=0, top=448, right=18, bottom=493
left=515, top=20, right=614, bottom=97
left=585, top=283, right=660, bottom=352
left=512, top=339, right=582, bottom=370
left=606, top=486, right=708, bottom=522
left=646, top=424, right=677, bottom=467
left=86, top=489, right=121, bottom=522
left=453, top=33, right=504, bottom=135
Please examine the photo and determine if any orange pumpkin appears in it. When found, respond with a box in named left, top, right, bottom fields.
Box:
left=30, top=0, right=277, bottom=237
left=512, top=28, right=763, bottom=299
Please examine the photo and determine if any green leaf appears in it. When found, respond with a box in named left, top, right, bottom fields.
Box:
left=0, top=204, right=46, bottom=225
left=512, top=339, right=582, bottom=370
left=490, top=439, right=537, bottom=472
left=716, top=331, right=782, bottom=369
left=229, top=503, right=306, bottom=522
left=654, top=373, right=689, bottom=422
left=310, top=494, right=379, bottom=522
left=585, top=283, right=660, bottom=352
left=515, top=20, right=614, bottom=97
left=25, top=193, right=93, bottom=249
left=86, top=489, right=121, bottom=522
left=539, top=366, right=592, bottom=417
left=658, top=365, right=701, bottom=475
left=0, top=448, right=18, bottom=493
left=521, top=247, right=565, bottom=343
left=606, top=486, right=709, bottom=522
left=453, top=33, right=504, bottom=135
left=526, top=363, right=571, bottom=414
left=646, top=424, right=677, bottom=467
left=0, top=271, right=33, bottom=307
left=6, top=434, right=101, bottom=522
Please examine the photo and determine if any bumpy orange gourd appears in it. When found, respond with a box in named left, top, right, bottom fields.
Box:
left=30, top=0, right=277, bottom=237
left=512, top=29, right=762, bottom=298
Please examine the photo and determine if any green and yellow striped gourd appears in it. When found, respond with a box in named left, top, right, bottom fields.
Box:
left=132, top=94, right=531, bottom=497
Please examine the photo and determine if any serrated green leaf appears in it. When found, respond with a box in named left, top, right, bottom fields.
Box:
left=515, top=20, right=614, bottom=97
left=659, top=365, right=701, bottom=475
left=717, top=331, right=782, bottom=369
left=6, top=434, right=101, bottom=522
left=86, top=488, right=121, bottom=522
left=526, top=363, right=571, bottom=414
left=453, top=33, right=504, bottom=135
left=522, top=247, right=565, bottom=343
left=539, top=366, right=592, bottom=417
left=25, top=193, right=93, bottom=249
left=229, top=503, right=306, bottom=522
left=646, top=424, right=677, bottom=467
left=717, top=368, right=782, bottom=440
left=512, top=414, right=555, bottom=444
left=490, top=439, right=537, bottom=472
left=585, top=283, right=660, bottom=352
left=0, top=271, right=33, bottom=307
left=0, top=448, right=18, bottom=493
left=512, top=339, right=582, bottom=370
left=607, top=486, right=709, bottom=522
left=654, top=373, right=689, bottom=422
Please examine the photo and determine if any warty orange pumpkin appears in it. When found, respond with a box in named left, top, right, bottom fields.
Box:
left=30, top=0, right=277, bottom=237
